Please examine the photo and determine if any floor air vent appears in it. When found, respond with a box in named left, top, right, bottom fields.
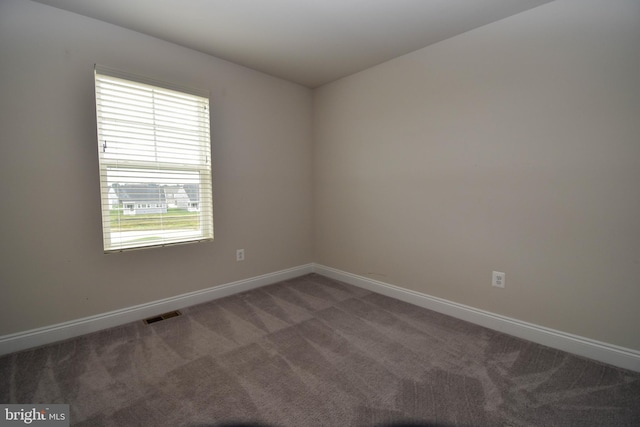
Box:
left=143, top=310, right=182, bottom=325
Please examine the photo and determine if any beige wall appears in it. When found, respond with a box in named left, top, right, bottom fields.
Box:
left=0, top=0, right=313, bottom=335
left=313, top=0, right=640, bottom=350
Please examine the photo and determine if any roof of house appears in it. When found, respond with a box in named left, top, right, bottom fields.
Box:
left=183, top=184, right=199, bottom=202
left=111, top=184, right=167, bottom=203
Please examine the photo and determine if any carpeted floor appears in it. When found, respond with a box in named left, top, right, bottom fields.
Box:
left=1, top=273, right=639, bottom=426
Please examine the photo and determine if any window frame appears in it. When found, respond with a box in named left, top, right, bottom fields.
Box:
left=94, top=65, right=214, bottom=253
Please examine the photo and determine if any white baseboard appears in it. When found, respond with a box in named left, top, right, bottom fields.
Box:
left=313, top=264, right=640, bottom=373
left=0, top=264, right=313, bottom=356
left=4, top=262, right=639, bottom=373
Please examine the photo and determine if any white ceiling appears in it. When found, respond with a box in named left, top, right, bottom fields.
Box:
left=33, top=0, right=553, bottom=88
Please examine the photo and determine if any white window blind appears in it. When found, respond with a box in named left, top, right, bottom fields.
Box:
left=95, top=66, right=213, bottom=252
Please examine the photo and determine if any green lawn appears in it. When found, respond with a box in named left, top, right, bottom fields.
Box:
left=109, top=208, right=200, bottom=231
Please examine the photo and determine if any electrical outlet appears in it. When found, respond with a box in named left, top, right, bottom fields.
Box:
left=492, top=271, right=505, bottom=288
left=236, top=249, right=245, bottom=262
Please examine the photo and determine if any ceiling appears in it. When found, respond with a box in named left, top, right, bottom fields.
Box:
left=33, top=0, right=553, bottom=88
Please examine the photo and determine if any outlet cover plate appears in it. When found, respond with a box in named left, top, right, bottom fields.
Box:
left=492, top=271, right=505, bottom=288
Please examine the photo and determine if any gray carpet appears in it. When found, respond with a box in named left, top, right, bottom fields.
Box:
left=1, top=273, right=639, bottom=426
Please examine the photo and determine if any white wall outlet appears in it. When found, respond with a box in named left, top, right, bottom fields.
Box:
left=492, top=271, right=505, bottom=288
left=236, top=249, right=245, bottom=262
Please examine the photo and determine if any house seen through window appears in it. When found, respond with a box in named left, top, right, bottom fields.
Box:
left=95, top=66, right=213, bottom=252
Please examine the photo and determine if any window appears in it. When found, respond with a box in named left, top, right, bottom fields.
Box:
left=95, top=66, right=213, bottom=252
